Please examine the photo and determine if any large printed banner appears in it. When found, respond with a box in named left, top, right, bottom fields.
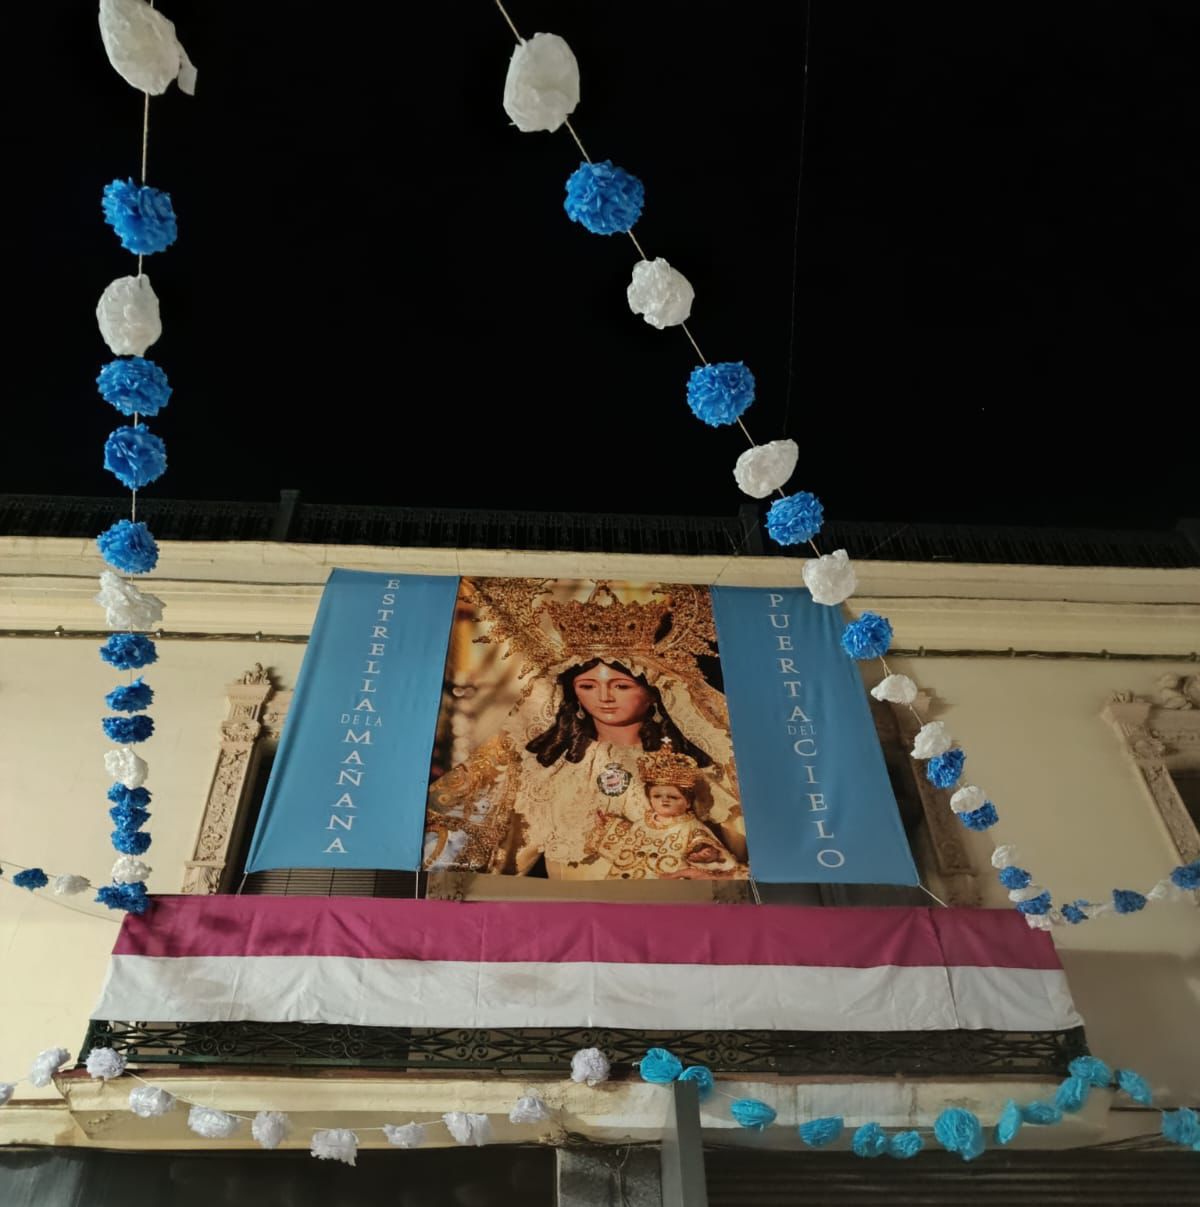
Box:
left=247, top=573, right=917, bottom=884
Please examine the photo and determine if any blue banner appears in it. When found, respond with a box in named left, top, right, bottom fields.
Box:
left=245, top=569, right=459, bottom=872
left=710, top=587, right=918, bottom=885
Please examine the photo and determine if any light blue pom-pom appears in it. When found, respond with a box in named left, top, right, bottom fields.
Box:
left=1054, top=1076, right=1090, bottom=1114
left=766, top=492, right=825, bottom=547
left=926, top=749, right=965, bottom=789
left=97, top=520, right=158, bottom=575
left=639, top=1048, right=683, bottom=1085
left=563, top=160, right=644, bottom=234
left=1170, top=861, right=1200, bottom=891
left=108, top=784, right=150, bottom=809
left=106, top=678, right=153, bottom=712
left=102, top=179, right=177, bottom=254
left=959, top=802, right=1000, bottom=831
left=1112, top=889, right=1147, bottom=915
left=840, top=612, right=893, bottom=660
left=1115, top=1068, right=1152, bottom=1106
left=798, top=1116, right=843, bottom=1148
left=110, top=803, right=150, bottom=831
left=730, top=1098, right=776, bottom=1130
left=851, top=1122, right=887, bottom=1158
left=102, top=715, right=154, bottom=744
left=933, top=1108, right=985, bottom=1162
left=1068, top=1056, right=1113, bottom=1088
left=104, top=424, right=167, bottom=490
left=13, top=867, right=49, bottom=890
left=1015, top=890, right=1053, bottom=916
left=994, top=1100, right=1022, bottom=1146
left=1062, top=900, right=1090, bottom=924
left=97, top=358, right=171, bottom=417
left=1162, top=1107, right=1200, bottom=1148
left=998, top=866, right=1032, bottom=890
left=113, top=828, right=151, bottom=856
left=678, top=1065, right=714, bottom=1099
left=685, top=362, right=756, bottom=427
left=1020, top=1101, right=1062, bottom=1126
left=888, top=1130, right=924, bottom=1159
left=95, top=882, right=150, bottom=914
left=100, top=633, right=157, bottom=671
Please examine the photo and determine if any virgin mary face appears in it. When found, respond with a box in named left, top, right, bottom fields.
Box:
left=573, top=663, right=653, bottom=727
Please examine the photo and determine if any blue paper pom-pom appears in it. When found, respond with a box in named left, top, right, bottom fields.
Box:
left=1170, top=861, right=1200, bottom=891
left=934, top=1108, right=985, bottom=1162
left=685, top=362, right=756, bottom=427
left=1020, top=1101, right=1062, bottom=1126
left=102, top=178, right=177, bottom=254
left=766, top=491, right=825, bottom=547
left=97, top=520, right=158, bottom=575
left=1115, top=1068, right=1152, bottom=1106
left=1069, top=1056, right=1113, bottom=1088
left=888, top=1130, right=924, bottom=1159
left=563, top=160, right=644, bottom=234
left=998, top=866, right=1032, bottom=890
left=106, top=678, right=154, bottom=712
left=851, top=1122, right=887, bottom=1158
left=958, top=802, right=1000, bottom=831
left=1054, top=1076, right=1090, bottom=1114
left=798, top=1116, right=843, bottom=1148
left=102, top=714, right=154, bottom=744
left=926, top=748, right=965, bottom=789
left=100, top=633, right=157, bottom=671
left=109, top=804, right=150, bottom=831
left=108, top=784, right=151, bottom=809
left=12, top=867, right=49, bottom=890
left=97, top=357, right=172, bottom=417
left=678, top=1065, right=714, bottom=1099
left=1162, top=1107, right=1200, bottom=1148
left=113, top=828, right=152, bottom=856
left=639, top=1048, right=683, bottom=1085
left=96, top=882, right=150, bottom=914
left=104, top=425, right=167, bottom=490
left=1015, top=890, right=1053, bottom=916
left=730, top=1098, right=777, bottom=1130
left=1062, top=900, right=1090, bottom=924
left=994, top=1100, right=1022, bottom=1146
left=1112, top=889, right=1147, bottom=915
left=840, top=612, right=893, bottom=660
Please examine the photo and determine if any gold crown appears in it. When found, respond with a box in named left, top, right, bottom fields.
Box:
left=637, top=742, right=701, bottom=789
left=541, top=586, right=668, bottom=663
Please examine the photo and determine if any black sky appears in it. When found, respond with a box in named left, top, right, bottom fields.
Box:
left=4, top=3, right=1198, bottom=530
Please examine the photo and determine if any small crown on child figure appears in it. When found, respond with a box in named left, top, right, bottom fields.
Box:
left=637, top=739, right=701, bottom=789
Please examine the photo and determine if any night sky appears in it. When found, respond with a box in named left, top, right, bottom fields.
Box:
left=5, top=3, right=1197, bottom=529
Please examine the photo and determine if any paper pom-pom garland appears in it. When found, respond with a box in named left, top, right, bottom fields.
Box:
left=503, top=33, right=579, bottom=133
left=0, top=1085, right=14, bottom=1106
left=111, top=856, right=152, bottom=884
left=102, top=179, right=177, bottom=255
left=85, top=1047, right=127, bottom=1081
left=1069, top=1056, right=1113, bottom=1088
left=934, top=1107, right=985, bottom=1162
left=802, top=548, right=857, bottom=606
left=103, top=424, right=168, bottom=490
left=252, top=1111, right=292, bottom=1150
left=765, top=490, right=824, bottom=546
left=734, top=439, right=799, bottom=499
left=889, top=1130, right=925, bottom=1158
left=95, top=573, right=164, bottom=631
left=678, top=1065, right=714, bottom=1099
left=509, top=1095, right=551, bottom=1124
left=384, top=1122, right=427, bottom=1148
left=570, top=1047, right=610, bottom=1086
left=841, top=612, right=893, bottom=660
left=13, top=868, right=49, bottom=890
left=444, top=1111, right=491, bottom=1146
left=52, top=874, right=91, bottom=896
left=96, top=520, right=159, bottom=574
left=870, top=673, right=918, bottom=705
left=29, top=1048, right=71, bottom=1088
left=100, top=633, right=158, bottom=670
left=911, top=721, right=952, bottom=759
left=97, top=357, right=171, bottom=416
left=113, top=828, right=152, bottom=856
left=958, top=802, right=999, bottom=831
left=1021, top=1101, right=1062, bottom=1125
left=105, top=746, right=148, bottom=789
left=1112, top=888, right=1147, bottom=915
left=1171, top=860, right=1200, bottom=890
left=188, top=1106, right=240, bottom=1139
left=990, top=844, right=1019, bottom=868
left=950, top=785, right=986, bottom=815
left=1161, top=1107, right=1200, bottom=1148
left=639, top=1047, right=683, bottom=1085
left=798, top=1116, right=843, bottom=1148
left=627, top=258, right=694, bottom=329
left=731, top=1098, right=777, bottom=1130
left=686, top=361, right=756, bottom=427
left=96, top=275, right=161, bottom=357
left=106, top=678, right=154, bottom=712
left=926, top=748, right=965, bottom=788
left=564, top=160, right=644, bottom=234
left=102, top=715, right=154, bottom=744
left=129, top=1085, right=175, bottom=1118
left=994, top=1100, right=1022, bottom=1145
left=95, top=882, right=150, bottom=914
left=99, top=0, right=197, bottom=95
left=852, top=1122, right=888, bottom=1158
left=1116, top=1068, right=1153, bottom=1105
left=1054, top=1076, right=1090, bottom=1114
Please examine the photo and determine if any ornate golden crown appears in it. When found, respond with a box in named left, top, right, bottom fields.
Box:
left=637, top=742, right=701, bottom=789
left=541, top=585, right=668, bottom=663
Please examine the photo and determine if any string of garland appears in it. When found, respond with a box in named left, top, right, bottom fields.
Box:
left=492, top=6, right=1200, bottom=927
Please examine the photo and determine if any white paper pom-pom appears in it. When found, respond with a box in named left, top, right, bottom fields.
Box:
left=52, top=874, right=91, bottom=896
left=626, top=258, right=694, bottom=329
left=802, top=549, right=857, bottom=606
left=502, top=33, right=579, bottom=132
left=1008, top=884, right=1045, bottom=904
left=383, top=1122, right=427, bottom=1148
left=990, top=844, right=1019, bottom=869
left=509, top=1095, right=551, bottom=1125
left=188, top=1106, right=240, bottom=1139
left=128, top=1085, right=175, bottom=1118
left=104, top=746, right=148, bottom=789
left=950, top=785, right=986, bottom=815
left=870, top=674, right=918, bottom=706
left=311, top=1128, right=358, bottom=1165
left=570, top=1047, right=610, bottom=1086
left=0, top=1084, right=14, bottom=1106
left=97, top=275, right=162, bottom=357
left=86, top=1047, right=126, bottom=1081
left=99, top=0, right=196, bottom=95
left=732, top=439, right=799, bottom=499
left=444, top=1111, right=491, bottom=1146
left=251, top=1110, right=291, bottom=1150
left=95, top=571, right=165, bottom=631
left=28, top=1048, right=71, bottom=1088
left=911, top=721, right=952, bottom=759
left=111, top=856, right=152, bottom=885
left=1025, top=913, right=1055, bottom=931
